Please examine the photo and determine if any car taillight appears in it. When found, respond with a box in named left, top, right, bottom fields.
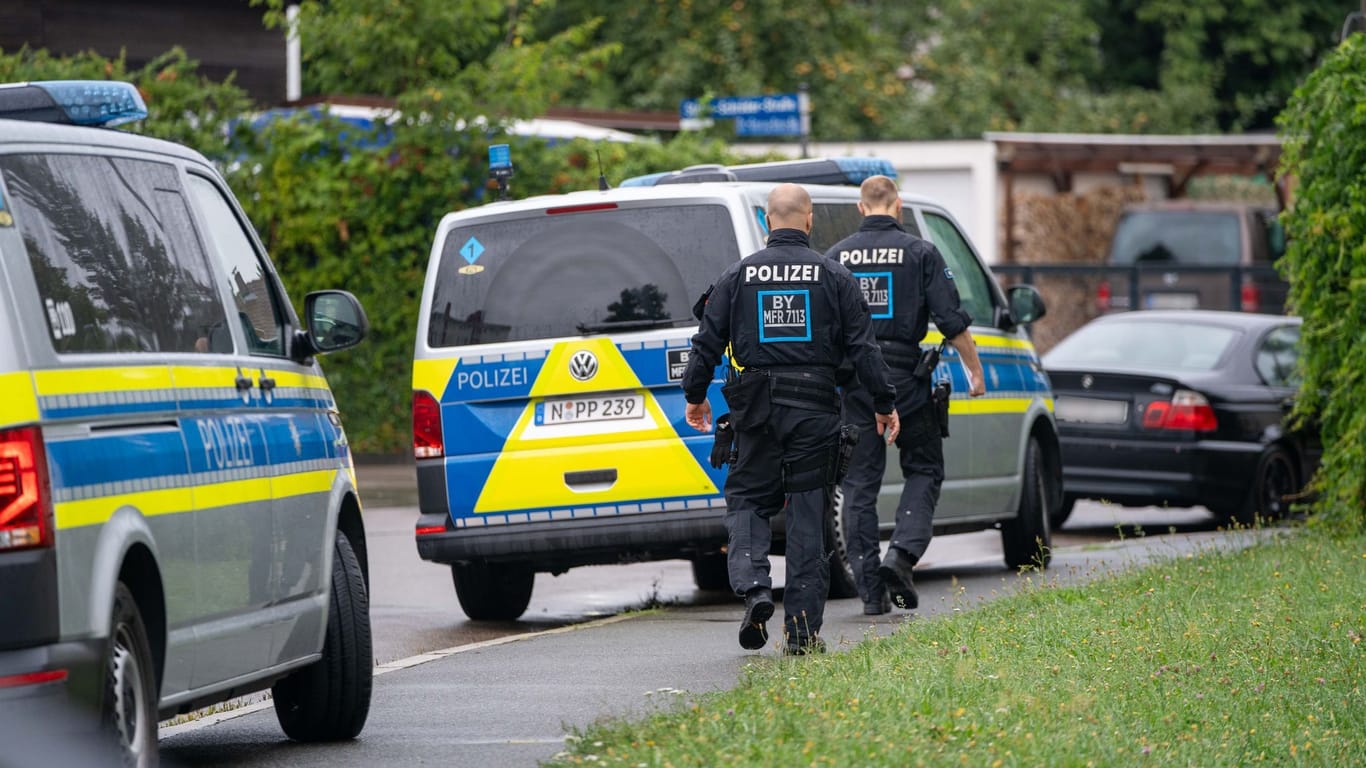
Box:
left=1142, top=390, right=1218, bottom=432
left=1096, top=280, right=1111, bottom=312
left=1240, top=278, right=1261, bottom=312
left=0, top=427, right=52, bottom=551
left=413, top=390, right=444, bottom=459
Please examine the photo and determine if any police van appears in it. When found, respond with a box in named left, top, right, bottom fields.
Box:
left=413, top=156, right=1059, bottom=621
left=0, top=82, right=372, bottom=762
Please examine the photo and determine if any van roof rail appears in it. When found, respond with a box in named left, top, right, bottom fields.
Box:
left=619, top=157, right=896, bottom=188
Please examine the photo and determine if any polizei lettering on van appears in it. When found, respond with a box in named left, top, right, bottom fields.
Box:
left=839, top=247, right=905, bottom=266
left=455, top=365, right=530, bottom=391
left=744, top=263, right=822, bottom=284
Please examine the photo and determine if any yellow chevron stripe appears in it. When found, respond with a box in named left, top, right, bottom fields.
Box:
left=274, top=469, right=341, bottom=499
left=34, top=366, right=172, bottom=396
left=168, top=365, right=330, bottom=391
left=952, top=397, right=1053, bottom=415
left=54, top=469, right=343, bottom=530
left=55, top=487, right=197, bottom=530
left=413, top=357, right=460, bottom=399
left=0, top=371, right=38, bottom=428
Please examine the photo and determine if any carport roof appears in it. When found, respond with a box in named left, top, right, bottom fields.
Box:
left=985, top=131, right=1281, bottom=178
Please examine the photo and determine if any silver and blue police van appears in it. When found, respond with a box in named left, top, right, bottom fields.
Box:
left=0, top=81, right=372, bottom=764
left=412, top=157, right=1059, bottom=621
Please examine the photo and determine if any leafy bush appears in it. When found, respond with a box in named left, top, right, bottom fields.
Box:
left=1276, top=33, right=1366, bottom=535
left=1, top=46, right=742, bottom=453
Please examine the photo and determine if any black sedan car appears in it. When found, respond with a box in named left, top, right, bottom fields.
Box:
left=1042, top=310, right=1316, bottom=528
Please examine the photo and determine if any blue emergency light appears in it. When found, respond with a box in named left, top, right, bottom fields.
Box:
left=488, top=144, right=512, bottom=171
left=0, top=80, right=147, bottom=127
left=618, top=157, right=897, bottom=187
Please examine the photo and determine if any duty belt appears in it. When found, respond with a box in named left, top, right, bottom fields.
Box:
left=744, top=366, right=839, bottom=412
left=877, top=338, right=924, bottom=370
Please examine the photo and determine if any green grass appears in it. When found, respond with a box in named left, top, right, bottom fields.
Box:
left=548, top=530, right=1365, bottom=767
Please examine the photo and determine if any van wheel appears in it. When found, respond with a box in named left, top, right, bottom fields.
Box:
left=690, top=553, right=730, bottom=592
left=452, top=562, right=534, bottom=621
left=103, top=583, right=158, bottom=768
left=825, top=503, right=859, bottom=599
left=273, top=531, right=372, bottom=741
left=1001, top=437, right=1053, bottom=570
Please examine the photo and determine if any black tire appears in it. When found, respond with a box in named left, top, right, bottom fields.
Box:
left=825, top=495, right=859, bottom=599
left=451, top=561, right=535, bottom=621
left=273, top=531, right=372, bottom=741
left=1229, top=446, right=1298, bottom=526
left=1002, top=437, right=1053, bottom=570
left=1050, top=494, right=1077, bottom=531
left=690, top=552, right=731, bottom=592
left=103, top=583, right=158, bottom=768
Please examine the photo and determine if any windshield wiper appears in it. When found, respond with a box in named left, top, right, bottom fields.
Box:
left=575, top=318, right=694, bottom=335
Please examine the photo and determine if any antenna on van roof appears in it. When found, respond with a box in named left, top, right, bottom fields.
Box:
left=596, top=149, right=610, bottom=191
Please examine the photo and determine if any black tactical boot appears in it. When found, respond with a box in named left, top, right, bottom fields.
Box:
left=877, top=546, right=919, bottom=610
left=863, top=584, right=891, bottom=616
left=783, top=635, right=827, bottom=656
left=738, top=587, right=774, bottom=650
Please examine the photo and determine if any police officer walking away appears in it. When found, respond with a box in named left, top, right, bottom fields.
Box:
left=826, top=175, right=986, bottom=615
left=682, top=183, right=899, bottom=655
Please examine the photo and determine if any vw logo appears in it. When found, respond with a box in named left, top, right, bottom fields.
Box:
left=1081, top=374, right=1094, bottom=390
left=569, top=350, right=599, bottom=382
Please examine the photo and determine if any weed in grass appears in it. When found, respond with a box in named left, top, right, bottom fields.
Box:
left=548, top=530, right=1365, bottom=767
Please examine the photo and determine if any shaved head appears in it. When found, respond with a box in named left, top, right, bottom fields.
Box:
left=859, top=175, right=900, bottom=215
left=767, top=183, right=813, bottom=231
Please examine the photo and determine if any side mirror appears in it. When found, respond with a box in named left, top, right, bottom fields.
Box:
left=1007, top=284, right=1047, bottom=325
left=298, top=290, right=369, bottom=358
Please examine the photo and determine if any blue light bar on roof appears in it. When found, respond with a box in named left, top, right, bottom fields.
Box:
left=0, top=80, right=147, bottom=127
left=830, top=157, right=898, bottom=184
left=617, top=157, right=897, bottom=188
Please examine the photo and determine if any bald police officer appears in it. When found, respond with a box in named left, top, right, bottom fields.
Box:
left=826, top=175, right=986, bottom=615
left=682, top=183, right=899, bottom=655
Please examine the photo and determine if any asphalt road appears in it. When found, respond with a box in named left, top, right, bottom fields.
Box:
left=157, top=462, right=1252, bottom=767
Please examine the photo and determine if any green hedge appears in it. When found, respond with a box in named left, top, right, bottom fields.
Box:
left=1276, top=33, right=1366, bottom=535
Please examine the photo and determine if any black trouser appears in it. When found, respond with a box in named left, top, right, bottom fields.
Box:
left=839, top=370, right=944, bottom=602
left=724, top=402, right=841, bottom=645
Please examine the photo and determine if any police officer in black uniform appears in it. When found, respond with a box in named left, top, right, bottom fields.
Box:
left=825, top=175, right=986, bottom=615
left=682, top=183, right=899, bottom=655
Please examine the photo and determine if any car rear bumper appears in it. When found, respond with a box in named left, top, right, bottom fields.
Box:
left=415, top=506, right=730, bottom=571
left=1059, top=434, right=1263, bottom=509
left=0, top=637, right=107, bottom=758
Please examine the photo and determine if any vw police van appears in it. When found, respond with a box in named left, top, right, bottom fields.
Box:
left=413, top=157, right=1059, bottom=621
left=0, top=82, right=371, bottom=762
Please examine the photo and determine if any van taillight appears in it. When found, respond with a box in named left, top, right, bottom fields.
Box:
left=1240, top=278, right=1261, bottom=312
left=1142, top=390, right=1218, bottom=432
left=1096, top=280, right=1111, bottom=312
left=413, top=391, right=444, bottom=459
left=0, top=427, right=51, bottom=551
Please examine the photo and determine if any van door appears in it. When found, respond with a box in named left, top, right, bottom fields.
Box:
left=185, top=174, right=336, bottom=671
left=915, top=208, right=1023, bottom=522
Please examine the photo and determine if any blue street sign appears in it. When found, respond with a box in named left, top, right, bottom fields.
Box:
left=679, top=93, right=805, bottom=137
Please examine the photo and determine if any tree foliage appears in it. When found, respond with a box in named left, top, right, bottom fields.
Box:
left=1276, top=32, right=1366, bottom=535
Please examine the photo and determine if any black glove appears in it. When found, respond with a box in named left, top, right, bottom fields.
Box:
left=710, top=413, right=736, bottom=468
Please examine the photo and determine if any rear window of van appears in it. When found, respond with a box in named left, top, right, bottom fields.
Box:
left=427, top=203, right=740, bottom=345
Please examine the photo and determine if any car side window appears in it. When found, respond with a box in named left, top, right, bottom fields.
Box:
left=807, top=201, right=923, bottom=254
left=921, top=212, right=994, bottom=327
left=1254, top=325, right=1300, bottom=388
left=0, top=153, right=228, bottom=354
left=186, top=174, right=286, bottom=357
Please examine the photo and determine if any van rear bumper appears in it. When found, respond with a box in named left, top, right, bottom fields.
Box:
left=414, top=507, right=729, bottom=572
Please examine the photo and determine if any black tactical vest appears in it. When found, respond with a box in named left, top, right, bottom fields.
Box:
left=730, top=245, right=840, bottom=371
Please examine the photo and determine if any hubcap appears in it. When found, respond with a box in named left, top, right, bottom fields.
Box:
left=111, top=627, right=148, bottom=766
